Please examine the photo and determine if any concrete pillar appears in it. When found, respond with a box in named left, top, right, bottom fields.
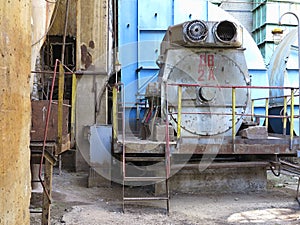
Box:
left=75, top=0, right=111, bottom=172
left=0, top=1, right=32, bottom=224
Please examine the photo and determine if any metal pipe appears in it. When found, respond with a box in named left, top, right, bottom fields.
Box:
left=30, top=70, right=126, bottom=76
left=253, top=94, right=299, bottom=101
left=112, top=85, right=118, bottom=140
left=177, top=85, right=182, bottom=139
left=57, top=0, right=70, bottom=153
left=251, top=99, right=255, bottom=121
left=74, top=70, right=108, bottom=75
left=170, top=111, right=294, bottom=119
left=167, top=83, right=297, bottom=89
left=165, top=81, right=170, bottom=178
left=61, top=0, right=70, bottom=65
left=70, top=73, right=77, bottom=146
left=265, top=98, right=269, bottom=129
left=283, top=96, right=287, bottom=135
left=232, top=87, right=236, bottom=152
left=279, top=12, right=300, bottom=149
left=290, top=89, right=295, bottom=149
left=39, top=59, right=59, bottom=204
left=57, top=63, right=64, bottom=153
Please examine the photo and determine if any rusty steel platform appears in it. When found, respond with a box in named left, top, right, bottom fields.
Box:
left=117, top=134, right=299, bottom=156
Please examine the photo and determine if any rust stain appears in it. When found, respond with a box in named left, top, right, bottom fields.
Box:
left=81, top=41, right=95, bottom=70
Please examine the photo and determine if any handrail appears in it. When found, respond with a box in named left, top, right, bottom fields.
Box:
left=38, top=59, right=75, bottom=203
left=38, top=59, right=59, bottom=204
left=167, top=83, right=298, bottom=90
left=177, top=86, right=182, bottom=139
left=166, top=83, right=299, bottom=149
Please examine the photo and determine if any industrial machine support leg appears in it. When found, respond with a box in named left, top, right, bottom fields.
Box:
left=42, top=159, right=53, bottom=225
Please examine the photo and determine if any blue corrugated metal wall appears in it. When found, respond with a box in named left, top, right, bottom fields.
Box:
left=118, top=0, right=268, bottom=132
left=118, top=0, right=209, bottom=103
left=118, top=0, right=209, bottom=131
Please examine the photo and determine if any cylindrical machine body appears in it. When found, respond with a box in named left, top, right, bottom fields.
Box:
left=156, top=20, right=251, bottom=137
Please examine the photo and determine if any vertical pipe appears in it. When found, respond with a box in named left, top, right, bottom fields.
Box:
left=251, top=99, right=255, bottom=121
left=177, top=85, right=182, bottom=139
left=39, top=59, right=59, bottom=204
left=279, top=12, right=299, bottom=148
left=57, top=0, right=70, bottom=153
left=112, top=85, right=118, bottom=140
left=61, top=0, right=70, bottom=65
left=265, top=98, right=269, bottom=130
left=57, top=63, right=64, bottom=153
left=283, top=96, right=287, bottom=135
left=232, top=88, right=236, bottom=139
left=165, top=82, right=170, bottom=178
left=70, top=73, right=77, bottom=145
left=290, top=89, right=295, bottom=149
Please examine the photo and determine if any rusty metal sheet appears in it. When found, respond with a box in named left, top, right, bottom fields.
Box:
left=31, top=100, right=69, bottom=141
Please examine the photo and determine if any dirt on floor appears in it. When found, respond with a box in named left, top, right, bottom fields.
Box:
left=30, top=169, right=300, bottom=225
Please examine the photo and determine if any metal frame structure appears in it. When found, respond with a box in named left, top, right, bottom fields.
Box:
left=30, top=59, right=76, bottom=224
left=112, top=81, right=300, bottom=213
left=112, top=83, right=170, bottom=214
left=168, top=83, right=299, bottom=152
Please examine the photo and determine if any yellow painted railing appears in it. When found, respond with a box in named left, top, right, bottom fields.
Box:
left=112, top=85, right=118, bottom=140
left=232, top=88, right=236, bottom=139
left=169, top=84, right=298, bottom=148
left=177, top=85, right=182, bottom=139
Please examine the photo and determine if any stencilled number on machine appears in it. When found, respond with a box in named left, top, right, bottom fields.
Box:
left=197, top=54, right=215, bottom=81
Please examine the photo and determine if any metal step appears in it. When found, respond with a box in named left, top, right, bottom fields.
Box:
left=123, top=197, right=169, bottom=201
left=125, top=157, right=165, bottom=162
left=124, top=176, right=167, bottom=182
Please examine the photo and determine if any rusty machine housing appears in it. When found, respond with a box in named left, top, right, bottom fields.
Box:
left=138, top=20, right=298, bottom=157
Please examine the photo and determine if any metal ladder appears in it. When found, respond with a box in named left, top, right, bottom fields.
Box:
left=122, top=149, right=170, bottom=214
left=112, top=83, right=170, bottom=213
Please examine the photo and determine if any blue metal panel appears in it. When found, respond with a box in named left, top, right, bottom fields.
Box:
left=254, top=107, right=266, bottom=126
left=249, top=69, right=269, bottom=107
left=118, top=0, right=139, bottom=105
left=173, top=0, right=208, bottom=23
left=138, top=69, right=159, bottom=94
left=138, top=0, right=173, bottom=29
left=118, top=0, right=138, bottom=46
left=138, top=30, right=164, bottom=69
left=137, top=0, right=173, bottom=99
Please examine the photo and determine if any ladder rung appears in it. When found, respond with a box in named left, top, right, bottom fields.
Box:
left=124, top=197, right=168, bottom=201
left=124, top=176, right=166, bottom=182
left=125, top=157, right=165, bottom=162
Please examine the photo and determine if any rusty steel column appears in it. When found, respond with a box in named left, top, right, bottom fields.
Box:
left=0, top=1, right=32, bottom=225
